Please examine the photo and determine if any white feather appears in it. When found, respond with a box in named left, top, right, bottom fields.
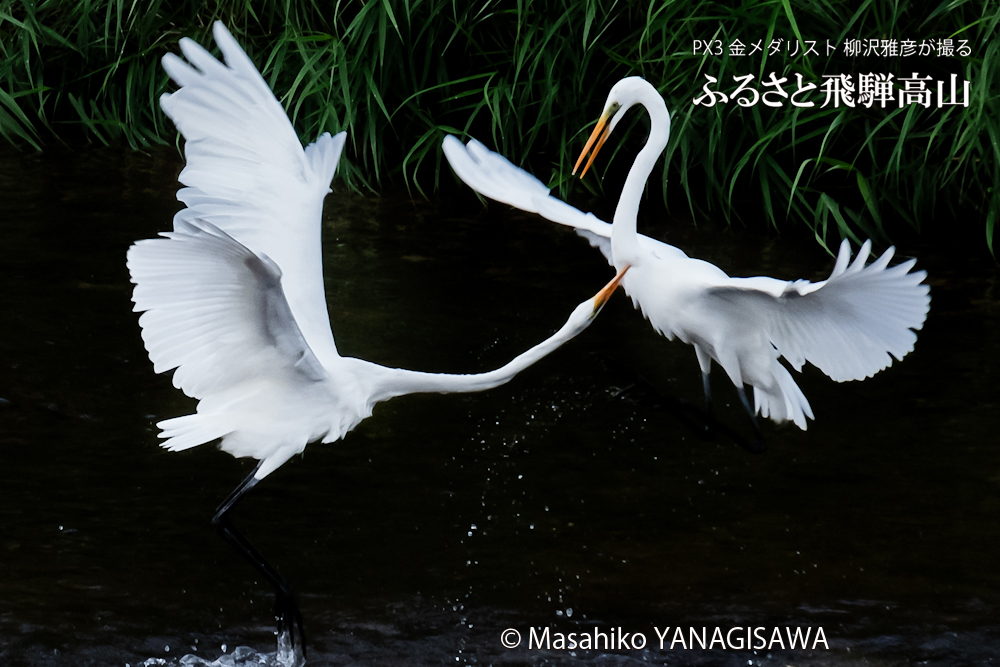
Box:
left=160, top=22, right=345, bottom=369
left=127, top=220, right=362, bottom=473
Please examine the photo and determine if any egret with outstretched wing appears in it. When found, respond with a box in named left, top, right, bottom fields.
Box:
left=128, top=23, right=626, bottom=663
left=443, top=76, right=929, bottom=445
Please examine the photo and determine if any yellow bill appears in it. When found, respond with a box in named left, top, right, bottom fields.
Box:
left=591, top=265, right=630, bottom=315
left=573, top=100, right=622, bottom=178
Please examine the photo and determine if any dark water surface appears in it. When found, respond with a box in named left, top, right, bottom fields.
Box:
left=1, top=145, right=998, bottom=666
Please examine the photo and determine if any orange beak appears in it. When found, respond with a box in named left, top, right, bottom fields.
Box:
left=573, top=110, right=613, bottom=179
left=591, top=265, right=629, bottom=315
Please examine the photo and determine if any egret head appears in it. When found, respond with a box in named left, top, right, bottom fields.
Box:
left=573, top=77, right=668, bottom=178
left=566, top=265, right=629, bottom=332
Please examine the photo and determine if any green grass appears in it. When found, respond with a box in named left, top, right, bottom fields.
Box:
left=1, top=0, right=998, bottom=250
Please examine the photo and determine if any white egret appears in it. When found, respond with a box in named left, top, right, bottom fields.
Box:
left=443, top=76, right=930, bottom=445
left=127, top=22, right=626, bottom=662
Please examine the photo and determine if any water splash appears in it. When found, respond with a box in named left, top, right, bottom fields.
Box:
left=139, top=638, right=305, bottom=667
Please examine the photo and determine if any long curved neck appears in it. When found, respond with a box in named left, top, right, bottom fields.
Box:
left=611, top=90, right=671, bottom=269
left=363, top=307, right=587, bottom=404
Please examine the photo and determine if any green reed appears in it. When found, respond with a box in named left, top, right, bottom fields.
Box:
left=1, top=0, right=997, bottom=250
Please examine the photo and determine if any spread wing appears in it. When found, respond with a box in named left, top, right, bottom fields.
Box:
left=160, top=21, right=344, bottom=368
left=127, top=219, right=326, bottom=400
left=704, top=240, right=930, bottom=381
left=442, top=136, right=609, bottom=235
left=442, top=135, right=689, bottom=265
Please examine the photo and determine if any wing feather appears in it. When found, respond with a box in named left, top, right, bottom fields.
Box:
left=443, top=135, right=612, bottom=237
left=443, top=135, right=688, bottom=263
left=159, top=22, right=345, bottom=368
left=704, top=240, right=930, bottom=382
left=127, top=219, right=327, bottom=400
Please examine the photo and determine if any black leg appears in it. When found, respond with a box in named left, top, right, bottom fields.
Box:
left=212, top=461, right=263, bottom=525
left=215, top=516, right=306, bottom=664
left=213, top=463, right=306, bottom=665
left=736, top=386, right=766, bottom=453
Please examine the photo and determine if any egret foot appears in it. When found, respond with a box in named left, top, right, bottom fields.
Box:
left=214, top=463, right=307, bottom=664
left=275, top=589, right=306, bottom=667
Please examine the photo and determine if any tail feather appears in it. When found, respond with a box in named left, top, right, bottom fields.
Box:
left=754, top=360, right=814, bottom=430
left=157, top=413, right=233, bottom=451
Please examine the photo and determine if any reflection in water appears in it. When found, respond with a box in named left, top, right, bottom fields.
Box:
left=0, top=145, right=999, bottom=665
